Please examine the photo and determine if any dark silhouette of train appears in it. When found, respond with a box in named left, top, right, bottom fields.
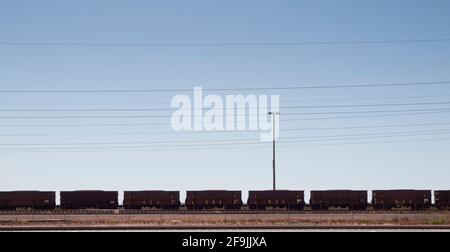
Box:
left=0, top=189, right=449, bottom=211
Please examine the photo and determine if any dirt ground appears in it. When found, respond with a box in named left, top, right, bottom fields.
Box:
left=1, top=212, right=450, bottom=230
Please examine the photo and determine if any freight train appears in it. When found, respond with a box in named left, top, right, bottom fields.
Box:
left=0, top=189, right=449, bottom=211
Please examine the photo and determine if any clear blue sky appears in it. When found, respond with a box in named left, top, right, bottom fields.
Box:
left=1, top=0, right=450, bottom=202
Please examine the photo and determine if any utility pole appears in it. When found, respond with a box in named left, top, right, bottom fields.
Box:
left=268, top=111, right=279, bottom=191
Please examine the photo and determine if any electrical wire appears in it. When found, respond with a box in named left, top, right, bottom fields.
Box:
left=0, top=81, right=449, bottom=93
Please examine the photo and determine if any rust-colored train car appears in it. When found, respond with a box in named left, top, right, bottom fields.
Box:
left=372, top=190, right=431, bottom=210
left=123, top=191, right=180, bottom=209
left=0, top=191, right=55, bottom=210
left=310, top=190, right=368, bottom=210
left=434, top=190, right=450, bottom=209
left=247, top=190, right=305, bottom=210
left=185, top=190, right=242, bottom=210
left=60, top=190, right=118, bottom=209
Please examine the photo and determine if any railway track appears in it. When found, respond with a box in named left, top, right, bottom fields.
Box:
left=2, top=224, right=450, bottom=231
left=0, top=208, right=447, bottom=215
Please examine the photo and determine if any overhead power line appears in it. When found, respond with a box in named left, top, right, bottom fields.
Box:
left=0, top=81, right=449, bottom=93
left=1, top=132, right=450, bottom=151
left=282, top=122, right=450, bottom=131
left=284, top=108, right=450, bottom=116
left=283, top=94, right=450, bottom=103
left=1, top=94, right=450, bottom=105
left=282, top=110, right=450, bottom=121
left=2, top=137, right=449, bottom=153
left=0, top=110, right=449, bottom=128
left=2, top=107, right=450, bottom=118
left=0, top=122, right=450, bottom=138
left=0, top=101, right=449, bottom=112
left=1, top=128, right=449, bottom=146
left=0, top=128, right=447, bottom=139
left=1, top=38, right=450, bottom=47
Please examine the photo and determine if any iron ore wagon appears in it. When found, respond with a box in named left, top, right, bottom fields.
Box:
left=247, top=190, right=305, bottom=210
left=310, top=190, right=368, bottom=210
left=60, top=190, right=118, bottom=209
left=372, top=190, right=432, bottom=210
left=123, top=190, right=181, bottom=210
left=185, top=190, right=242, bottom=210
left=0, top=191, right=55, bottom=210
